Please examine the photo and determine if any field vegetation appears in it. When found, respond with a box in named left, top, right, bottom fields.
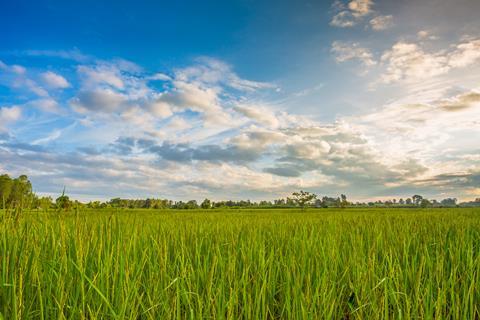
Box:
left=1, top=208, right=479, bottom=319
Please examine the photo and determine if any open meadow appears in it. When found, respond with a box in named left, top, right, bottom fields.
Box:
left=1, top=208, right=479, bottom=319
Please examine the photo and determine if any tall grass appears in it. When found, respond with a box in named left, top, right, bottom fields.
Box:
left=1, top=208, right=479, bottom=319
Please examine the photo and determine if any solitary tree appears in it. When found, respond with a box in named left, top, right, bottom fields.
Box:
left=56, top=188, right=72, bottom=210
left=291, top=191, right=317, bottom=210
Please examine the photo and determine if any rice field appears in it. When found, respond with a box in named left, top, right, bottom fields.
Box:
left=1, top=208, right=479, bottom=319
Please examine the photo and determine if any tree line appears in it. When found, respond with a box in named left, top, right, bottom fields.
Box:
left=1, top=174, right=478, bottom=211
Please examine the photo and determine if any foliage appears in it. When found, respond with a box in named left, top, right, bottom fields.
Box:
left=55, top=188, right=72, bottom=210
left=201, top=198, right=212, bottom=209
left=0, top=173, right=479, bottom=211
left=0, top=174, right=33, bottom=209
left=291, top=190, right=317, bottom=210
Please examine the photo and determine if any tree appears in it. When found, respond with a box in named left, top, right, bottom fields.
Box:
left=186, top=200, right=199, bottom=209
left=56, top=188, right=72, bottom=210
left=412, top=195, right=423, bottom=206
left=8, top=175, right=33, bottom=208
left=420, top=198, right=431, bottom=208
left=440, top=198, right=457, bottom=207
left=340, top=194, right=349, bottom=208
left=0, top=174, right=13, bottom=209
left=201, top=198, right=212, bottom=209
left=291, top=191, right=317, bottom=210
left=38, top=196, right=53, bottom=211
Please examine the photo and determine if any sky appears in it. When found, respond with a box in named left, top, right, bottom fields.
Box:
left=1, top=0, right=480, bottom=202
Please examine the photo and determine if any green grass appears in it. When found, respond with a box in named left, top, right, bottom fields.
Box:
left=1, top=208, right=479, bottom=319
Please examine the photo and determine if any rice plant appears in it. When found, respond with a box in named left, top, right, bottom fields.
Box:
left=1, top=208, right=479, bottom=319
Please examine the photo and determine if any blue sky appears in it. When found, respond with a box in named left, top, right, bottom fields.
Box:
left=1, top=0, right=480, bottom=201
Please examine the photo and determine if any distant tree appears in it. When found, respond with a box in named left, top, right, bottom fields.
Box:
left=38, top=196, right=53, bottom=211
left=412, top=195, right=423, bottom=206
left=0, top=174, right=13, bottom=209
left=405, top=198, right=412, bottom=205
left=399, top=198, right=405, bottom=205
left=314, top=198, right=326, bottom=208
left=420, top=198, right=431, bottom=208
left=87, top=200, right=102, bottom=209
left=286, top=197, right=296, bottom=206
left=56, top=188, right=72, bottom=210
left=201, top=198, right=212, bottom=209
left=291, top=191, right=317, bottom=210
left=340, top=194, right=349, bottom=208
left=440, top=198, right=457, bottom=207
left=186, top=200, right=199, bottom=209
left=259, top=200, right=272, bottom=207
left=9, top=175, right=33, bottom=208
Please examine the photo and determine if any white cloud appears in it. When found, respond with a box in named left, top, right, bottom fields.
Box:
left=4, top=53, right=480, bottom=201
left=32, top=129, right=62, bottom=145
left=380, top=42, right=449, bottom=83
left=0, top=106, right=21, bottom=130
left=29, top=98, right=61, bottom=113
left=369, top=15, right=393, bottom=30
left=348, top=0, right=373, bottom=17
left=41, top=71, right=70, bottom=89
left=331, top=10, right=357, bottom=27
left=148, top=73, right=171, bottom=81
left=158, top=80, right=230, bottom=125
left=23, top=49, right=91, bottom=62
left=0, top=60, right=48, bottom=97
left=230, top=129, right=286, bottom=150
left=175, top=57, right=276, bottom=92
left=330, top=0, right=374, bottom=27
left=10, top=65, right=26, bottom=75
left=71, top=89, right=127, bottom=113
left=165, top=116, right=192, bottom=131
left=147, top=100, right=173, bottom=118
left=233, top=104, right=280, bottom=128
left=120, top=106, right=157, bottom=131
left=448, top=39, right=480, bottom=68
left=77, top=65, right=125, bottom=89
left=331, top=41, right=377, bottom=67
left=353, top=88, right=480, bottom=168
left=379, top=37, right=480, bottom=84
left=417, top=30, right=438, bottom=40
left=437, top=90, right=480, bottom=112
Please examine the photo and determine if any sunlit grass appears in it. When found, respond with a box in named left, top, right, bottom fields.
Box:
left=1, top=208, right=479, bottom=319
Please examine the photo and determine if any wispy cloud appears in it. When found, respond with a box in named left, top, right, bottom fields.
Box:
left=331, top=41, right=377, bottom=68
left=380, top=37, right=480, bottom=84
left=369, top=15, right=393, bottom=30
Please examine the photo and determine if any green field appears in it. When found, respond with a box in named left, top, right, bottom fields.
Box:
left=1, top=208, right=479, bottom=319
